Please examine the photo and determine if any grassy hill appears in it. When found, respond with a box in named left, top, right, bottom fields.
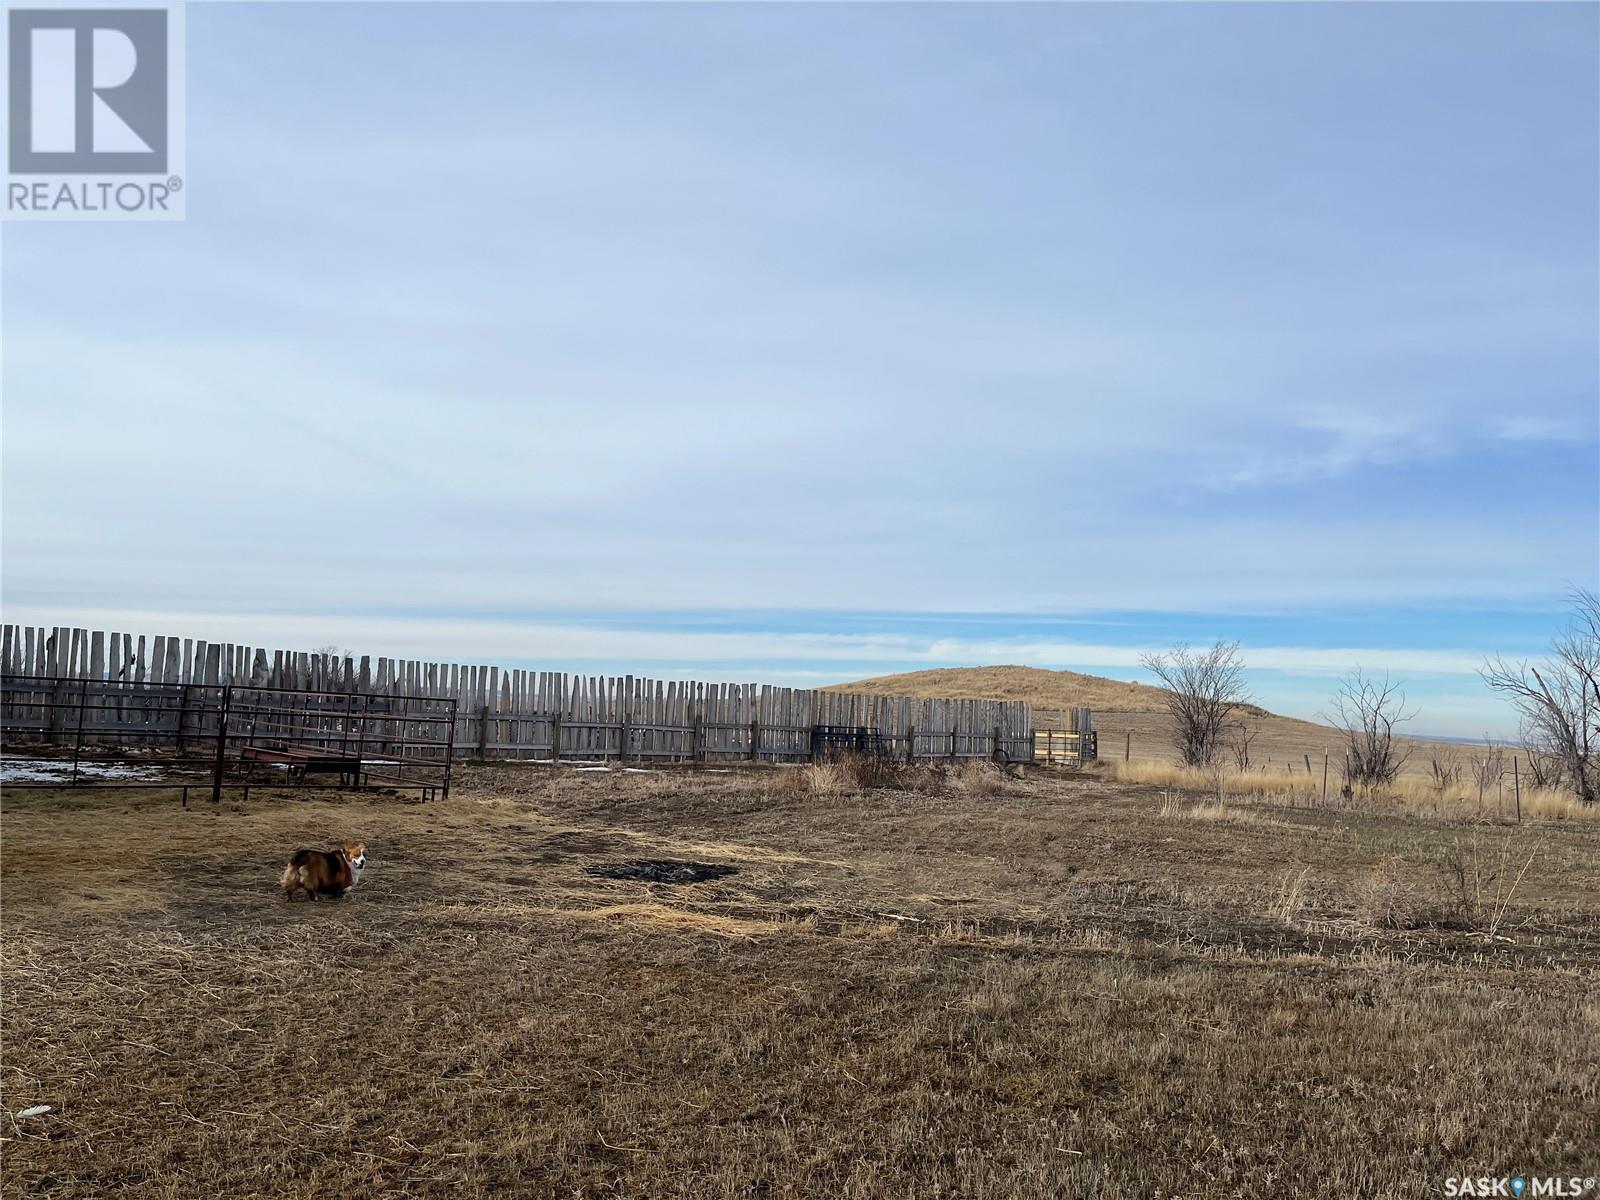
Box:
left=828, top=664, right=1269, bottom=718
left=828, top=665, right=1459, bottom=775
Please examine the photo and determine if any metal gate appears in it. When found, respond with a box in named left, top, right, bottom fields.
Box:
left=0, top=675, right=455, bottom=802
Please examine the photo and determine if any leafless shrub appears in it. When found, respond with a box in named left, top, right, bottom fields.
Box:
left=1468, top=737, right=1505, bottom=818
left=1428, top=757, right=1462, bottom=790
left=1227, top=720, right=1257, bottom=771
left=1139, top=640, right=1250, bottom=767
left=1325, top=670, right=1416, bottom=794
left=1482, top=587, right=1600, bottom=806
left=1518, top=726, right=1566, bottom=791
left=1436, top=834, right=1541, bottom=935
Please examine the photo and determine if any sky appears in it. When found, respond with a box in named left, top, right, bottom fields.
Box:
left=3, top=2, right=1597, bottom=737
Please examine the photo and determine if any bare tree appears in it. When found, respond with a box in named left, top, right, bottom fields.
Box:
left=1326, top=669, right=1416, bottom=793
left=1482, top=587, right=1600, bottom=807
left=1227, top=720, right=1257, bottom=772
left=1139, top=641, right=1249, bottom=767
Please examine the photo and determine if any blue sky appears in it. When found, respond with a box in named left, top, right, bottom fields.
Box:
left=3, top=3, right=1596, bottom=736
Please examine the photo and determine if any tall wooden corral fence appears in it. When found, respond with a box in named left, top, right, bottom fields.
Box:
left=0, top=624, right=1040, bottom=765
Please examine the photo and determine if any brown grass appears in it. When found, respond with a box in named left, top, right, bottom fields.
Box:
left=1109, top=758, right=1595, bottom=821
left=3, top=762, right=1598, bottom=1198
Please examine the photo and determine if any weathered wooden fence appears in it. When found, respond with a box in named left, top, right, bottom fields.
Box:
left=0, top=624, right=1034, bottom=764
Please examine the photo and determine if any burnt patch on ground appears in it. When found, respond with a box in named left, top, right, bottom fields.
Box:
left=584, top=859, right=739, bottom=884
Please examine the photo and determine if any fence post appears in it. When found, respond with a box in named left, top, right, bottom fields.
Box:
left=1124, top=730, right=1131, bottom=763
left=551, top=712, right=562, bottom=764
left=1321, top=750, right=1329, bottom=806
left=477, top=704, right=490, bottom=760
left=210, top=685, right=231, bottom=804
left=906, top=724, right=916, bottom=764
left=175, top=683, right=191, bottom=752
left=354, top=694, right=368, bottom=789
left=1513, top=756, right=1521, bottom=824
left=749, top=718, right=760, bottom=763
left=992, top=724, right=1001, bottom=764
left=69, top=679, right=89, bottom=787
left=437, top=699, right=456, bottom=799
left=621, top=676, right=633, bottom=764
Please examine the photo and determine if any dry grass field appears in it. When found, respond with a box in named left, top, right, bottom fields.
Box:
left=833, top=665, right=1492, bottom=779
left=4, top=760, right=1599, bottom=1199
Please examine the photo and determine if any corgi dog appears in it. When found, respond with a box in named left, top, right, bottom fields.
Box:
left=281, top=840, right=367, bottom=901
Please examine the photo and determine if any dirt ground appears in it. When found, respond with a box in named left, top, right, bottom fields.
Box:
left=3, top=762, right=1597, bottom=1198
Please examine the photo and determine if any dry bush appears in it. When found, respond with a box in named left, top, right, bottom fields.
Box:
left=774, top=755, right=936, bottom=798
left=847, top=755, right=914, bottom=792
left=1436, top=833, right=1542, bottom=935
left=1353, top=856, right=1427, bottom=930
left=949, top=759, right=1008, bottom=798
left=805, top=759, right=852, bottom=797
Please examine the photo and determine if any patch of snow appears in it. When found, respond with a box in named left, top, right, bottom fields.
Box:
left=2, top=757, right=165, bottom=783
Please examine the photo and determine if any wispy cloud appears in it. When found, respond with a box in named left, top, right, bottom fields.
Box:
left=2, top=3, right=1593, bottom=741
left=3, top=606, right=1495, bottom=680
